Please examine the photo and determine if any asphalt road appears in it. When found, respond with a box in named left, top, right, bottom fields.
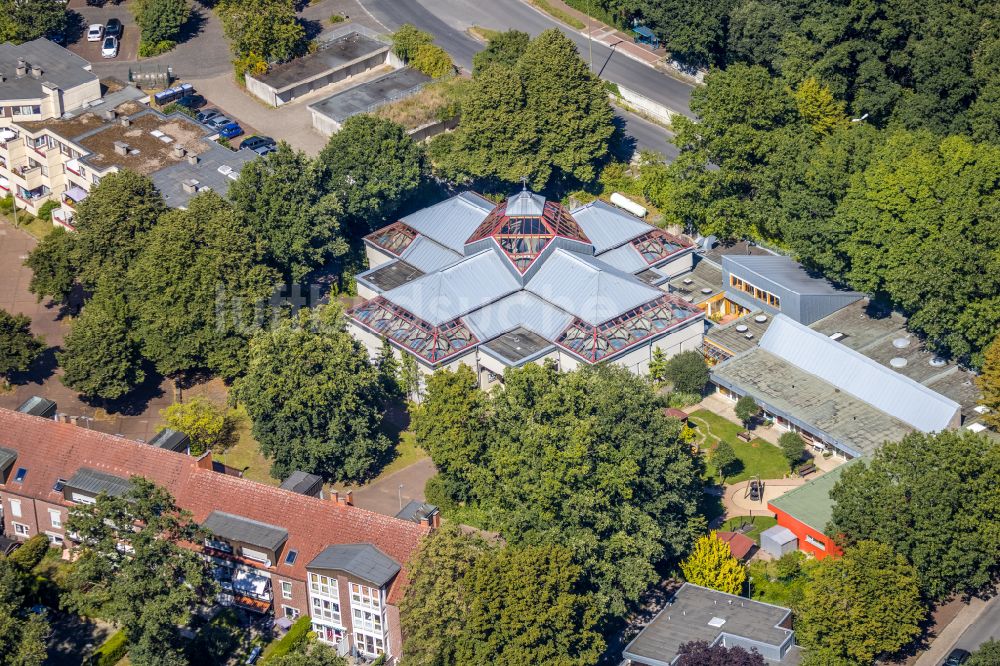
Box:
left=359, top=0, right=685, bottom=157
left=953, top=594, right=1000, bottom=655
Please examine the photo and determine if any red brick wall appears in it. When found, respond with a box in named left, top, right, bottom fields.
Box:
left=1, top=489, right=42, bottom=539
left=768, top=504, right=841, bottom=560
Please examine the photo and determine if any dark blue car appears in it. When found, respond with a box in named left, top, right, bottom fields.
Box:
left=218, top=123, right=244, bottom=140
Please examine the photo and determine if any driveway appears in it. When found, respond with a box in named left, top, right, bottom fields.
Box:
left=347, top=458, right=437, bottom=517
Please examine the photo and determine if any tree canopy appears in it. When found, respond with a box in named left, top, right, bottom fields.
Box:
left=0, top=309, right=43, bottom=385
left=64, top=478, right=215, bottom=666
left=413, top=362, right=704, bottom=617
left=681, top=532, right=747, bottom=595
left=0, top=545, right=49, bottom=666
left=160, top=397, right=235, bottom=456
left=231, top=305, right=392, bottom=482
left=220, top=0, right=306, bottom=67
left=663, top=350, right=709, bottom=394
left=829, top=430, right=1000, bottom=600
left=133, top=0, right=191, bottom=46
left=24, top=226, right=77, bottom=306
left=472, top=30, right=530, bottom=75
left=977, top=333, right=1000, bottom=430
left=796, top=541, right=925, bottom=665
left=0, top=0, right=67, bottom=43
left=676, top=640, right=766, bottom=666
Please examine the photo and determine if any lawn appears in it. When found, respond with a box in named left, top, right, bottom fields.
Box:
left=212, top=405, right=278, bottom=486
left=376, top=430, right=428, bottom=480
left=689, top=409, right=790, bottom=484
left=720, top=515, right=778, bottom=544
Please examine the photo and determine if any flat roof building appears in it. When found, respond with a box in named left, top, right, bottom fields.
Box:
left=623, top=583, right=798, bottom=665
left=309, top=67, right=431, bottom=136
left=347, top=191, right=705, bottom=387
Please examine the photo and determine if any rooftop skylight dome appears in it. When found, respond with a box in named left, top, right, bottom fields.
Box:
left=465, top=188, right=591, bottom=273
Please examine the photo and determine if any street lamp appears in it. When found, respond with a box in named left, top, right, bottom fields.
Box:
left=398, top=484, right=404, bottom=511
left=851, top=113, right=869, bottom=123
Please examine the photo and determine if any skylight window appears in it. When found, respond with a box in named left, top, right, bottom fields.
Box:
left=53, top=478, right=67, bottom=492
left=14, top=467, right=27, bottom=483
left=285, top=549, right=298, bottom=565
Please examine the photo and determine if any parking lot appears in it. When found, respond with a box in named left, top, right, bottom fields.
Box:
left=66, top=1, right=139, bottom=63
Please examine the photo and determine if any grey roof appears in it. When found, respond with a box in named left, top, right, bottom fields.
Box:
left=525, top=249, right=662, bottom=324
left=0, top=447, right=16, bottom=472
left=253, top=30, right=387, bottom=91
left=308, top=67, right=431, bottom=123
left=666, top=258, right=723, bottom=305
left=394, top=500, right=438, bottom=523
left=570, top=199, right=651, bottom=253
left=463, top=290, right=573, bottom=342
left=506, top=189, right=545, bottom=216
left=149, top=145, right=258, bottom=209
left=357, top=260, right=424, bottom=292
left=704, top=311, right=774, bottom=358
left=480, top=327, right=555, bottom=365
left=0, top=39, right=98, bottom=103
left=66, top=467, right=132, bottom=498
left=623, top=583, right=794, bottom=666
left=724, top=255, right=859, bottom=296
left=147, top=428, right=190, bottom=453
left=759, top=315, right=960, bottom=433
left=398, top=236, right=462, bottom=272
left=279, top=470, right=324, bottom=497
left=383, top=249, right=521, bottom=325
left=15, top=396, right=56, bottom=418
left=760, top=525, right=797, bottom=546
left=400, top=192, right=494, bottom=253
left=202, top=510, right=289, bottom=552
left=307, top=543, right=401, bottom=587
left=595, top=242, right=647, bottom=273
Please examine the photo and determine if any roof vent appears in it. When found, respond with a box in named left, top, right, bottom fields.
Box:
left=684, top=295, right=695, bottom=303
left=186, top=154, right=199, bottom=165
left=754, top=314, right=768, bottom=323
left=181, top=179, right=199, bottom=194
left=744, top=333, right=754, bottom=340
left=102, top=109, right=117, bottom=121
left=708, top=617, right=726, bottom=628
left=113, top=141, right=130, bottom=156
left=701, top=287, right=713, bottom=294
left=172, top=145, right=186, bottom=159
left=735, top=324, right=748, bottom=333
left=829, top=332, right=845, bottom=341
left=30, top=65, right=43, bottom=78
left=892, top=337, right=910, bottom=349
left=120, top=117, right=131, bottom=128
left=683, top=278, right=694, bottom=285
left=889, top=357, right=907, bottom=368
left=929, top=356, right=947, bottom=368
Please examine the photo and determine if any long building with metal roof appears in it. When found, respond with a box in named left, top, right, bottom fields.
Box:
left=348, top=190, right=706, bottom=387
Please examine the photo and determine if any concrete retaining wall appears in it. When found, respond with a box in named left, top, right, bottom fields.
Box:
left=612, top=85, right=678, bottom=126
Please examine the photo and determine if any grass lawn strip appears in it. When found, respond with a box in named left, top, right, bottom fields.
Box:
left=689, top=409, right=789, bottom=484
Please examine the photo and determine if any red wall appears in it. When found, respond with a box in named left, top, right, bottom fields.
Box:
left=768, top=504, right=842, bottom=560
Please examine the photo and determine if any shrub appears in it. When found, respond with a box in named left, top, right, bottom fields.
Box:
left=233, top=52, right=268, bottom=81
left=0, top=194, right=14, bottom=214
left=85, top=630, right=128, bottom=666
left=36, top=200, right=60, bottom=222
left=261, top=616, right=311, bottom=663
left=138, top=40, right=177, bottom=57
left=8, top=535, right=51, bottom=571
left=392, top=24, right=433, bottom=62
left=329, top=13, right=345, bottom=23
left=664, top=350, right=709, bottom=394
left=735, top=395, right=759, bottom=427
left=411, top=43, right=453, bottom=78
left=162, top=102, right=196, bottom=118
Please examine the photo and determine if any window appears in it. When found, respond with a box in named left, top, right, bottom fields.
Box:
left=352, top=608, right=382, bottom=633
left=354, top=632, right=384, bottom=656
left=311, top=596, right=341, bottom=624
left=281, top=581, right=293, bottom=600
left=13, top=523, right=29, bottom=536
left=350, top=583, right=380, bottom=609
left=805, top=534, right=826, bottom=551
left=282, top=606, right=299, bottom=619
left=310, top=573, right=337, bottom=598
left=313, top=624, right=344, bottom=645
left=53, top=478, right=67, bottom=492
left=284, top=549, right=297, bottom=565
left=49, top=509, right=62, bottom=528
left=69, top=492, right=96, bottom=505
left=9, top=499, right=21, bottom=518
left=13, top=468, right=27, bottom=483
left=46, top=532, right=64, bottom=546
left=729, top=275, right=781, bottom=310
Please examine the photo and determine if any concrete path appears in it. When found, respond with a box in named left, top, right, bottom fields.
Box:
left=724, top=478, right=805, bottom=517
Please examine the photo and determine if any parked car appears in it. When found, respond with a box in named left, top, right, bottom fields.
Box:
left=205, top=115, right=232, bottom=130
left=195, top=108, right=221, bottom=124
left=104, top=18, right=123, bottom=38
left=87, top=24, right=103, bottom=41
left=101, top=36, right=119, bottom=58
left=942, top=650, right=971, bottom=666
left=239, top=135, right=275, bottom=152
left=245, top=646, right=261, bottom=665
left=218, top=123, right=244, bottom=140
left=175, top=94, right=206, bottom=110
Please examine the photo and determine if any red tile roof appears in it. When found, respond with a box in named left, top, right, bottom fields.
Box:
left=0, top=409, right=429, bottom=604
left=716, top=531, right=755, bottom=560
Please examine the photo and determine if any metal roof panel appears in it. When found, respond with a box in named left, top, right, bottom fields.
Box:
left=570, top=199, right=652, bottom=253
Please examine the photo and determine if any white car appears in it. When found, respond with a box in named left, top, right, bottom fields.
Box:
left=101, top=36, right=119, bottom=59
left=87, top=24, right=103, bottom=41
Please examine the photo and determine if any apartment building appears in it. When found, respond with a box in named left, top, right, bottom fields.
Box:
left=0, top=409, right=434, bottom=663
left=0, top=38, right=101, bottom=127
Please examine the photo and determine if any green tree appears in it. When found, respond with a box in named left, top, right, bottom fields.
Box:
left=317, top=115, right=424, bottom=233
left=794, top=77, right=847, bottom=135
left=681, top=532, right=747, bottom=594
left=58, top=283, right=146, bottom=400
left=829, top=430, right=1000, bottom=600
left=231, top=305, right=392, bottom=482
left=24, top=226, right=77, bottom=305
left=413, top=363, right=705, bottom=617
left=0, top=557, right=49, bottom=666
left=227, top=143, right=346, bottom=281
left=375, top=338, right=401, bottom=399
left=411, top=43, right=453, bottom=78
left=71, top=170, right=167, bottom=290
left=778, top=431, right=805, bottom=470
left=472, top=30, right=530, bottom=75
left=391, top=24, right=433, bottom=62
left=796, top=541, right=925, bottom=665
left=969, top=640, right=1000, bottom=666
left=133, top=0, right=191, bottom=45
left=677, top=640, right=766, bottom=665
left=269, top=640, right=347, bottom=666
left=977, top=333, right=1000, bottom=430
left=456, top=544, right=604, bottom=666
left=711, top=440, right=738, bottom=482
left=64, top=478, right=215, bottom=666
left=398, top=352, right=421, bottom=402
left=128, top=192, right=279, bottom=380
left=639, top=0, right=729, bottom=67
left=7, top=535, right=50, bottom=573
left=0, top=0, right=67, bottom=43
left=220, top=0, right=306, bottom=66
left=648, top=347, right=669, bottom=386
left=401, top=525, right=491, bottom=666
left=0, top=309, right=43, bottom=387
left=734, top=395, right=759, bottom=428
left=663, top=350, right=709, bottom=394
left=160, top=397, right=235, bottom=456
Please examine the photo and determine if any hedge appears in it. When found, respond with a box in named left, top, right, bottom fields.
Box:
left=261, top=616, right=311, bottom=663
left=85, top=630, right=127, bottom=666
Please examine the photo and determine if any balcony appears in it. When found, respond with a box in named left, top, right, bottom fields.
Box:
left=51, top=206, right=75, bottom=231
left=13, top=165, right=44, bottom=190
